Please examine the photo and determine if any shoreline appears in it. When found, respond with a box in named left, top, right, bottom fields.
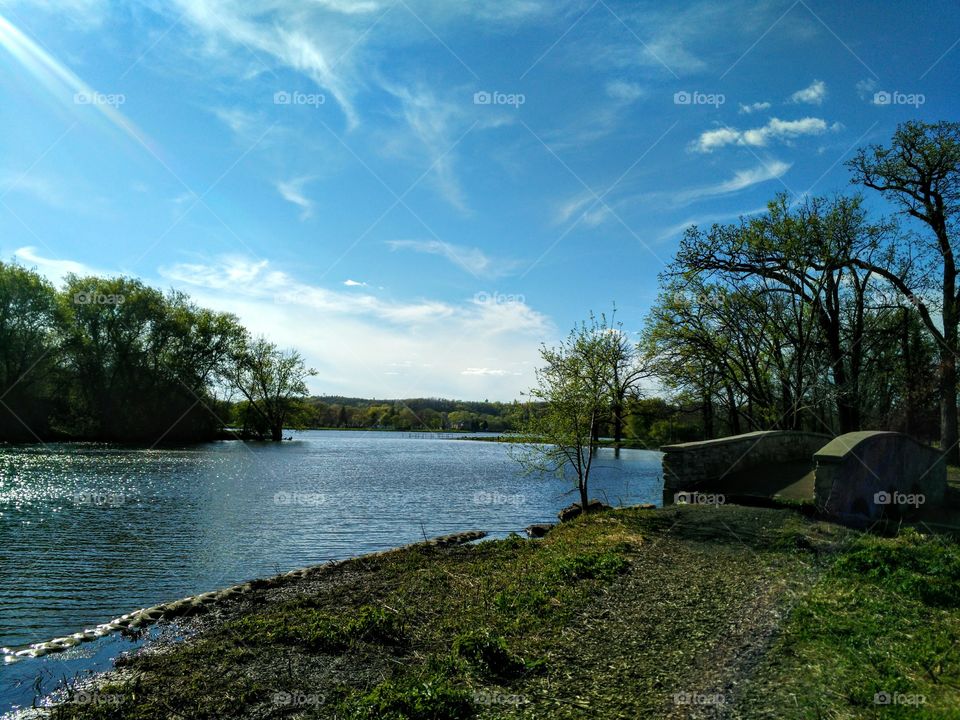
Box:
left=1, top=530, right=487, bottom=668
left=12, top=504, right=960, bottom=718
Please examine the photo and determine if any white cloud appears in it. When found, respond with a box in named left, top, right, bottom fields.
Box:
left=554, top=190, right=611, bottom=227
left=382, top=84, right=473, bottom=212
left=855, top=78, right=878, bottom=100
left=654, top=205, right=768, bottom=242
left=156, top=254, right=550, bottom=399
left=343, top=279, right=367, bottom=287
left=461, top=367, right=518, bottom=376
left=738, top=101, right=771, bottom=114
left=387, top=239, right=516, bottom=279
left=674, top=160, right=791, bottom=205
left=789, top=79, right=826, bottom=105
left=11, top=245, right=104, bottom=282
left=693, top=117, right=830, bottom=152
left=605, top=80, right=645, bottom=102
left=275, top=177, right=314, bottom=219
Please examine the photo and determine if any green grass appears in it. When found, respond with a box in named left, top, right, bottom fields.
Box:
left=50, top=505, right=960, bottom=719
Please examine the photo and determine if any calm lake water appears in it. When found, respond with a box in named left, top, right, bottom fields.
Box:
left=0, top=430, right=663, bottom=714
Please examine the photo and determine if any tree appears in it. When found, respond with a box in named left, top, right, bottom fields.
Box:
left=849, top=121, right=960, bottom=461
left=56, top=276, right=244, bottom=441
left=0, top=262, right=59, bottom=440
left=514, top=315, right=612, bottom=510
left=667, top=194, right=893, bottom=434
left=595, top=307, right=646, bottom=451
left=227, top=336, right=316, bottom=441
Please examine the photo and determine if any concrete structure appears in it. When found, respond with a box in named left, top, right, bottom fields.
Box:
left=661, top=430, right=832, bottom=503
left=814, top=431, right=946, bottom=521
left=660, top=429, right=948, bottom=522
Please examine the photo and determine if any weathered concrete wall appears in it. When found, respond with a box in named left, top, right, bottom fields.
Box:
left=661, top=431, right=832, bottom=492
left=814, top=431, right=946, bottom=521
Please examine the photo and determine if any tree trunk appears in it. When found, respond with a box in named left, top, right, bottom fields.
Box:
left=940, top=344, right=959, bottom=464
left=612, top=402, right=623, bottom=446
left=578, top=479, right=589, bottom=512
left=942, top=263, right=959, bottom=464
left=271, top=424, right=283, bottom=442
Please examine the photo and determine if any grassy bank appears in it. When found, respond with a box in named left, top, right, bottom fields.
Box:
left=51, top=505, right=960, bottom=719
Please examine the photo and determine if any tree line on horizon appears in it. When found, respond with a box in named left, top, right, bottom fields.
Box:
left=0, top=266, right=693, bottom=444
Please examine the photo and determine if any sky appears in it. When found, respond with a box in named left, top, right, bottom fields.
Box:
left=0, top=0, right=958, bottom=401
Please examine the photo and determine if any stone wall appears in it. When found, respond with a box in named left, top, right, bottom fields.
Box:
left=661, top=431, right=833, bottom=492
left=814, top=431, right=946, bottom=521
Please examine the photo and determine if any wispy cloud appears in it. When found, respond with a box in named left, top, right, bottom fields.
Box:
left=655, top=205, right=768, bottom=242
left=693, top=117, right=831, bottom=152
left=275, top=177, right=314, bottom=219
left=789, top=79, right=826, bottom=105
left=12, top=245, right=104, bottom=282
left=387, top=239, right=516, bottom=279
left=855, top=78, right=878, bottom=100
left=343, top=279, right=367, bottom=287
left=674, top=160, right=791, bottom=204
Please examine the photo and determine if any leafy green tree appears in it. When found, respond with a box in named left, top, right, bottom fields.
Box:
left=0, top=262, right=59, bottom=440
left=849, top=120, right=960, bottom=460
left=515, top=315, right=613, bottom=510
left=227, top=336, right=316, bottom=441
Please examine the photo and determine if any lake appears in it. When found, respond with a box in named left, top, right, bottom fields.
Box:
left=0, top=431, right=663, bottom=714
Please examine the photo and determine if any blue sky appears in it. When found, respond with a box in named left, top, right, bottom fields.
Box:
left=0, top=0, right=958, bottom=400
